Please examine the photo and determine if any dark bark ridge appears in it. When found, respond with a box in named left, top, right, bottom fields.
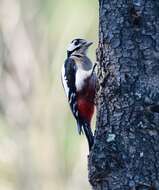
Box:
left=89, top=0, right=159, bottom=189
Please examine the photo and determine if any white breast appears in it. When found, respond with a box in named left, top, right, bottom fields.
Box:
left=75, top=69, right=92, bottom=91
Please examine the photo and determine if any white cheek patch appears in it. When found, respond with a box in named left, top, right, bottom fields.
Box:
left=67, top=43, right=80, bottom=52
left=67, top=43, right=76, bottom=51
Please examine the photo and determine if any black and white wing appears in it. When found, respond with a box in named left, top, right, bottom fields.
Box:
left=61, top=58, right=82, bottom=133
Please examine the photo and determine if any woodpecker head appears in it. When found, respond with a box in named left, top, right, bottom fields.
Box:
left=67, top=38, right=93, bottom=57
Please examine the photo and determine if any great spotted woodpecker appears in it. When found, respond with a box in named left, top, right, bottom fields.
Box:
left=61, top=38, right=96, bottom=150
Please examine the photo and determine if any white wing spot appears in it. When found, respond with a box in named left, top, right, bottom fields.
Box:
left=61, top=64, right=69, bottom=97
left=73, top=103, right=76, bottom=113
left=76, top=111, right=78, bottom=117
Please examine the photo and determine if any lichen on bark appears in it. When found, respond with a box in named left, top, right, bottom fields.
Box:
left=89, top=0, right=159, bottom=189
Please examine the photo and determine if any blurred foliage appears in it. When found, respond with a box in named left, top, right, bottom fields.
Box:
left=0, top=0, right=98, bottom=190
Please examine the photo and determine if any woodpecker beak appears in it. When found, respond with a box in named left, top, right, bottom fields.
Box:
left=85, top=41, right=93, bottom=47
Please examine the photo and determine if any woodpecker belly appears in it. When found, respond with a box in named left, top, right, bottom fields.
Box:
left=77, top=76, right=96, bottom=123
left=77, top=97, right=94, bottom=123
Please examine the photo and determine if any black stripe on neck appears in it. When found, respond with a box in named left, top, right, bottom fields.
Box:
left=67, top=46, right=81, bottom=58
left=73, top=54, right=82, bottom=58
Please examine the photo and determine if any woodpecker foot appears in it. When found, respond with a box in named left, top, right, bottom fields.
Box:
left=91, top=62, right=97, bottom=76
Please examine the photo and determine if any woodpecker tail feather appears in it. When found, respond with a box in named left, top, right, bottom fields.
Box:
left=77, top=120, right=94, bottom=151
left=83, top=122, right=94, bottom=151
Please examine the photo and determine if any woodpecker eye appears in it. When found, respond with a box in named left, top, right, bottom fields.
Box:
left=74, top=41, right=79, bottom=46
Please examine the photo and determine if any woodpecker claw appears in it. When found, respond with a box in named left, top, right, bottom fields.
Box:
left=91, top=62, right=97, bottom=76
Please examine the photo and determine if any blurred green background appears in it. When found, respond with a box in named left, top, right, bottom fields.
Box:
left=0, top=0, right=98, bottom=189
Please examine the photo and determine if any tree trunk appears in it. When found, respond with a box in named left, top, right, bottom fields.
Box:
left=89, top=0, right=159, bottom=189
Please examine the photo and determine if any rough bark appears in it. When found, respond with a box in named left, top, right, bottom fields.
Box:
left=89, top=0, right=159, bottom=189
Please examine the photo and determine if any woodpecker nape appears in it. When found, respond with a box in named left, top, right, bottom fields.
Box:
left=61, top=38, right=96, bottom=151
